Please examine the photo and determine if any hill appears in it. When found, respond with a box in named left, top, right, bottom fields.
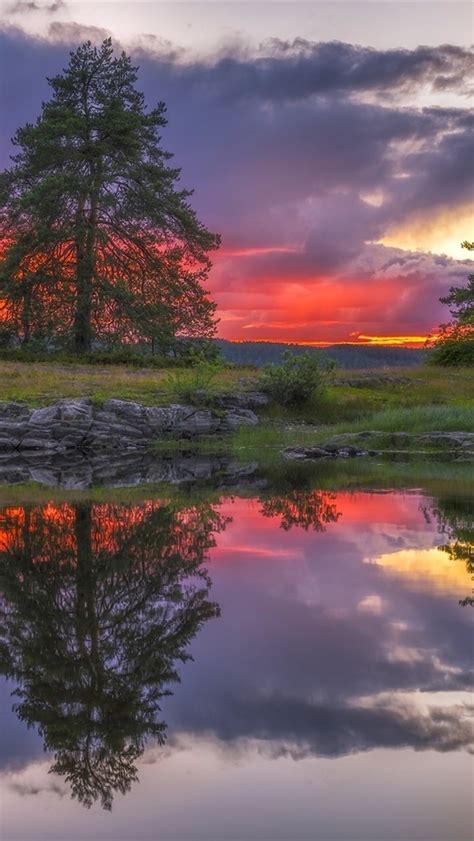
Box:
left=216, top=340, right=426, bottom=369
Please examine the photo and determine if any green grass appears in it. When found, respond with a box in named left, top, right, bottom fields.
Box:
left=0, top=360, right=472, bottom=461
left=324, top=404, right=474, bottom=435
left=0, top=360, right=252, bottom=406
left=0, top=359, right=471, bottom=414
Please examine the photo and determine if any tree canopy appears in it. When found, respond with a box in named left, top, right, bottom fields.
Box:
left=430, top=241, right=474, bottom=366
left=0, top=39, right=219, bottom=354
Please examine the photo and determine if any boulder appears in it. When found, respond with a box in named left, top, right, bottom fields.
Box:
left=221, top=408, right=259, bottom=431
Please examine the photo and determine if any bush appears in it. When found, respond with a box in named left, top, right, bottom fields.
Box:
left=0, top=348, right=182, bottom=368
left=259, top=350, right=335, bottom=407
left=428, top=337, right=474, bottom=367
left=175, top=339, right=223, bottom=367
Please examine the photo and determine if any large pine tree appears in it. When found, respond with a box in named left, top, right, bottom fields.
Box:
left=0, top=39, right=219, bottom=353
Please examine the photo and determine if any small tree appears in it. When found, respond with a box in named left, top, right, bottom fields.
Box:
left=430, top=241, right=474, bottom=366
left=0, top=39, right=219, bottom=352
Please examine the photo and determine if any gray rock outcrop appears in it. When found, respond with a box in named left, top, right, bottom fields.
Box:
left=0, top=398, right=259, bottom=456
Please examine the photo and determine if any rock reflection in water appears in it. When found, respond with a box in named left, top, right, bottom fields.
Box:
left=0, top=500, right=227, bottom=809
left=0, top=451, right=259, bottom=489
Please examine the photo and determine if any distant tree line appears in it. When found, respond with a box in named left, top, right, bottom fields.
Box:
left=216, top=340, right=426, bottom=369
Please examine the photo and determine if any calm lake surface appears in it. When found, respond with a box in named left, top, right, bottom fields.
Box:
left=0, top=464, right=473, bottom=841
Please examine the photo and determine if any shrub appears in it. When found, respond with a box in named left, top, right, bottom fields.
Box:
left=259, top=350, right=335, bottom=407
left=176, top=339, right=223, bottom=367
left=428, top=337, right=474, bottom=367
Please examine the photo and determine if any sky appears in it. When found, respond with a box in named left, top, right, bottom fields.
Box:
left=0, top=1, right=473, bottom=345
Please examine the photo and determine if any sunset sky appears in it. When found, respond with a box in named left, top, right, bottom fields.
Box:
left=0, top=1, right=473, bottom=345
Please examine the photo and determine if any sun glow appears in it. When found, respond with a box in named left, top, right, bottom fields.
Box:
left=365, top=547, right=471, bottom=595
left=380, top=204, right=474, bottom=261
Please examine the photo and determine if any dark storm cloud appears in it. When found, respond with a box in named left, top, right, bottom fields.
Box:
left=47, top=21, right=111, bottom=44
left=187, top=694, right=474, bottom=758
left=142, top=39, right=473, bottom=103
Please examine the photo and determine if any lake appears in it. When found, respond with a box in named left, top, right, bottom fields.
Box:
left=0, top=460, right=472, bottom=841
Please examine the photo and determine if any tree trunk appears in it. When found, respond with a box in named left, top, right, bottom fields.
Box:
left=74, top=207, right=96, bottom=354
left=21, top=284, right=32, bottom=346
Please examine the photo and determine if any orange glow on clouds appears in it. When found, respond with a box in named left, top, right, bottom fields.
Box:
left=210, top=263, right=440, bottom=346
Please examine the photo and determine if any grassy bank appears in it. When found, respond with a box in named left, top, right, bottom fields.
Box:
left=0, top=360, right=472, bottom=459
left=0, top=359, right=248, bottom=406
left=0, top=358, right=471, bottom=411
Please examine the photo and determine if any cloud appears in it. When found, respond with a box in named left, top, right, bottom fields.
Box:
left=140, top=39, right=473, bottom=103
left=0, top=27, right=472, bottom=342
left=8, top=778, right=66, bottom=798
left=188, top=694, right=474, bottom=759
left=47, top=21, right=111, bottom=45
left=6, top=0, right=65, bottom=14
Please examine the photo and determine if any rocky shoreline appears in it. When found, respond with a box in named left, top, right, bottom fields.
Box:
left=284, top=430, right=474, bottom=461
left=0, top=397, right=472, bottom=487
left=0, top=397, right=260, bottom=456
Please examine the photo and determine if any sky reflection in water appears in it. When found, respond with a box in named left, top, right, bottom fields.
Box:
left=0, top=486, right=472, bottom=841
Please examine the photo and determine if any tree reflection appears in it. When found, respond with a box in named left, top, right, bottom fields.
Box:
left=0, top=500, right=227, bottom=809
left=425, top=495, right=474, bottom=606
left=260, top=490, right=341, bottom=531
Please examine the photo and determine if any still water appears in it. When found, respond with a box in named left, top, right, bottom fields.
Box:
left=0, top=472, right=472, bottom=841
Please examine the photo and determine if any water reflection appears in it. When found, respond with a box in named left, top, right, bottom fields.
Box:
left=0, top=485, right=472, bottom=827
left=0, top=501, right=226, bottom=809
left=424, top=494, right=474, bottom=606
left=260, top=489, right=341, bottom=530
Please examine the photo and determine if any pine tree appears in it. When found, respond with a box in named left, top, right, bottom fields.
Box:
left=0, top=39, right=219, bottom=353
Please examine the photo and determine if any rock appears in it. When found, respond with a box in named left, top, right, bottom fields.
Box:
left=0, top=402, right=30, bottom=419
left=283, top=446, right=329, bottom=460
left=415, top=432, right=466, bottom=449
left=0, top=397, right=263, bottom=456
left=174, top=409, right=221, bottom=437
left=217, top=391, right=270, bottom=410
left=0, top=421, right=29, bottom=437
left=0, top=437, right=18, bottom=451
left=30, top=404, right=60, bottom=425
left=102, top=399, right=146, bottom=425
left=59, top=399, right=93, bottom=425
left=221, top=408, right=259, bottom=431
left=283, top=442, right=377, bottom=460
left=389, top=432, right=411, bottom=446
left=0, top=451, right=260, bottom=489
left=20, top=437, right=59, bottom=450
